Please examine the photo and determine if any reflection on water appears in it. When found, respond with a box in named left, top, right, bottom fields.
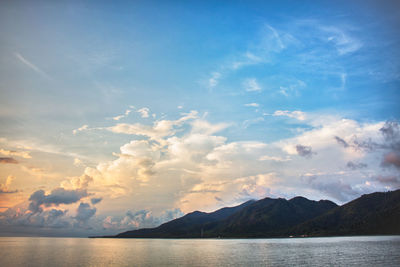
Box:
left=0, top=236, right=399, bottom=266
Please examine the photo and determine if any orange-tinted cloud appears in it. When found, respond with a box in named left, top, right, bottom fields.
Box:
left=0, top=157, right=18, bottom=164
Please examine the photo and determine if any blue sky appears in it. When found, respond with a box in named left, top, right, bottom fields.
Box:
left=0, top=0, right=399, bottom=236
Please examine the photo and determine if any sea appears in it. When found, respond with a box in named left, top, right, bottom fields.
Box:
left=0, top=236, right=399, bottom=266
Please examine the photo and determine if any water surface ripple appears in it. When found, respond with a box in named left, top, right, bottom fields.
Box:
left=0, top=236, right=399, bottom=266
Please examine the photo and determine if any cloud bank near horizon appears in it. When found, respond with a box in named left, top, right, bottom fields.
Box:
left=1, top=111, right=399, bottom=236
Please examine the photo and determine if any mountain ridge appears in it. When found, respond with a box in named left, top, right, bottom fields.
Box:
left=96, top=189, right=400, bottom=238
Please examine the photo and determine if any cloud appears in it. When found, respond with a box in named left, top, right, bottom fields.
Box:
left=352, top=121, right=400, bottom=152
left=0, top=207, right=70, bottom=229
left=273, top=110, right=306, bottom=121
left=91, top=198, right=102, bottom=205
left=83, top=113, right=241, bottom=212
left=334, top=136, right=349, bottom=148
left=278, top=80, right=306, bottom=97
left=243, top=117, right=264, bottom=129
left=83, top=140, right=162, bottom=198
left=320, top=26, right=362, bottom=55
left=74, top=202, right=96, bottom=223
left=73, top=158, right=83, bottom=167
left=0, top=149, right=31, bottom=159
left=0, top=157, right=18, bottom=164
left=279, top=117, right=379, bottom=154
left=243, top=78, right=261, bottom=92
left=0, top=138, right=88, bottom=161
left=191, top=119, right=230, bottom=135
left=14, top=52, right=50, bottom=79
left=203, top=22, right=305, bottom=96
left=104, top=115, right=400, bottom=213
left=109, top=111, right=198, bottom=141
left=61, top=174, right=93, bottom=190
left=376, top=175, right=400, bottom=188
left=113, top=108, right=132, bottom=121
left=207, top=72, right=221, bottom=89
left=1, top=110, right=399, bottom=237
left=339, top=73, right=347, bottom=90
left=380, top=121, right=400, bottom=142
left=28, top=188, right=89, bottom=213
left=308, top=178, right=361, bottom=202
left=350, top=121, right=400, bottom=171
left=214, top=196, right=223, bottom=202
left=72, top=125, right=89, bottom=135
left=380, top=121, right=400, bottom=152
left=137, top=107, right=150, bottom=118
left=96, top=113, right=396, bottom=212
left=0, top=176, right=18, bottom=194
left=244, top=103, right=259, bottom=107
left=88, top=116, right=229, bottom=201
left=265, top=24, right=285, bottom=51
left=112, top=115, right=124, bottom=121
left=296, top=145, right=315, bottom=158
left=189, top=189, right=221, bottom=194
left=204, top=23, right=295, bottom=90
left=231, top=52, right=263, bottom=70
left=259, top=155, right=291, bottom=162
left=102, top=208, right=183, bottom=230
left=6, top=109, right=399, bottom=234
left=45, top=209, right=69, bottom=227
left=346, top=161, right=367, bottom=170
left=381, top=152, right=400, bottom=169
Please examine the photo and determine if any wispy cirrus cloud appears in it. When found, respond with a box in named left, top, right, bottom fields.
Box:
left=272, top=110, right=306, bottom=121
left=278, top=79, right=306, bottom=97
left=207, top=72, right=221, bottom=89
left=243, top=117, right=264, bottom=129
left=244, top=103, right=259, bottom=107
left=264, top=24, right=285, bottom=51
left=204, top=24, right=291, bottom=90
left=14, top=52, right=51, bottom=79
left=320, top=26, right=363, bottom=55
left=231, top=52, right=264, bottom=70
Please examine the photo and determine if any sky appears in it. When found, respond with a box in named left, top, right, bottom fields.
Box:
left=0, top=0, right=399, bottom=236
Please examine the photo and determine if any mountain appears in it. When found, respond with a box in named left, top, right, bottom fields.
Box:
left=208, top=196, right=338, bottom=237
left=291, top=190, right=400, bottom=236
left=112, top=196, right=337, bottom=238
left=115, top=200, right=256, bottom=238
left=105, top=189, right=400, bottom=238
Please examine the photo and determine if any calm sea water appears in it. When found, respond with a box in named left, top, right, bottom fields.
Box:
left=0, top=236, right=399, bottom=266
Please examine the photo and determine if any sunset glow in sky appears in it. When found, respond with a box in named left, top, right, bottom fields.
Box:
left=0, top=0, right=399, bottom=236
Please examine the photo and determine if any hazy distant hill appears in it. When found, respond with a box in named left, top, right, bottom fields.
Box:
left=105, top=189, right=400, bottom=238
